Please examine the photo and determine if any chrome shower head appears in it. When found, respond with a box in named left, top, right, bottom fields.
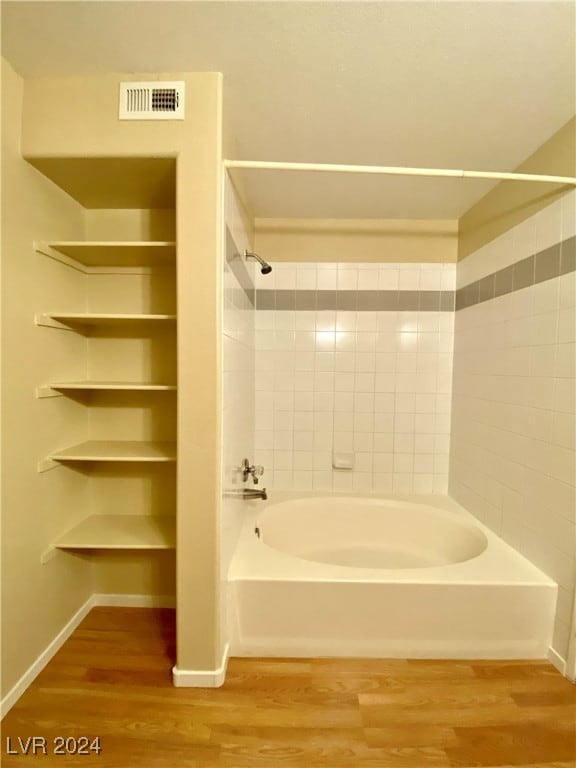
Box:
left=244, top=250, right=272, bottom=275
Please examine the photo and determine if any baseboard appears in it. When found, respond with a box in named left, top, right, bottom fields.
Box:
left=93, top=593, right=175, bottom=609
left=547, top=646, right=567, bottom=677
left=0, top=594, right=96, bottom=720
left=0, top=592, right=176, bottom=719
left=172, top=643, right=229, bottom=688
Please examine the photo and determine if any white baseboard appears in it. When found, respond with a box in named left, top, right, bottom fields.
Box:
left=0, top=592, right=176, bottom=719
left=172, top=643, right=229, bottom=688
left=0, top=594, right=96, bottom=720
left=93, top=593, right=175, bottom=609
left=548, top=646, right=567, bottom=677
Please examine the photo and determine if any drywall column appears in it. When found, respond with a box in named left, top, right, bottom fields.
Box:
left=20, top=71, right=225, bottom=681
left=174, top=78, right=225, bottom=680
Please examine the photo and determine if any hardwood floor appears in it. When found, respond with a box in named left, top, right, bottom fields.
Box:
left=2, top=607, right=575, bottom=767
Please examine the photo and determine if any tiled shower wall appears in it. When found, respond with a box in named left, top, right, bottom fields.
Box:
left=254, top=262, right=456, bottom=493
left=450, top=190, right=576, bottom=661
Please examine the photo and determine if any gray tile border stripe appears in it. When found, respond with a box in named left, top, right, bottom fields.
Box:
left=256, top=289, right=456, bottom=312
left=456, top=235, right=575, bottom=311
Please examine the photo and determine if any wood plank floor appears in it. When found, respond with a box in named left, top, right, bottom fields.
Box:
left=2, top=607, right=575, bottom=767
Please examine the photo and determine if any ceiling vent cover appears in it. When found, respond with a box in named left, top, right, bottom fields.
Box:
left=119, top=81, right=185, bottom=120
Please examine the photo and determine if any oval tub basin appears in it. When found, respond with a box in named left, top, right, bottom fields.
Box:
left=259, top=496, right=488, bottom=569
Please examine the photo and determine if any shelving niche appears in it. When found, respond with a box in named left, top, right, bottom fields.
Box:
left=34, top=158, right=177, bottom=589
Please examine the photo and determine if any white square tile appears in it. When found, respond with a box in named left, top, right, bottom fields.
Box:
left=336, top=311, right=357, bottom=331
left=294, top=370, right=314, bottom=392
left=375, top=393, right=395, bottom=412
left=293, top=471, right=314, bottom=490
left=354, top=372, right=375, bottom=392
left=376, top=353, right=397, bottom=372
left=353, top=472, right=373, bottom=491
left=255, top=430, right=274, bottom=450
left=356, top=332, right=377, bottom=352
left=294, top=350, right=315, bottom=371
left=420, top=270, right=443, bottom=290
left=314, top=411, right=334, bottom=432
left=313, top=470, right=333, bottom=489
left=317, top=269, right=337, bottom=290
left=353, top=432, right=374, bottom=452
left=294, top=391, right=314, bottom=411
left=371, top=473, right=394, bottom=493
left=313, top=448, right=332, bottom=468
left=355, top=352, right=376, bottom=372
left=413, top=474, right=435, bottom=493
left=293, top=450, right=314, bottom=470
left=415, top=434, right=436, bottom=452
left=296, top=268, right=317, bottom=290
left=358, top=312, right=381, bottom=333
left=394, top=434, right=414, bottom=453
left=358, top=270, right=380, bottom=291
left=294, top=411, right=314, bottom=431
left=373, top=453, right=394, bottom=472
left=293, top=431, right=313, bottom=450
left=274, top=411, right=294, bottom=431
left=335, top=331, right=355, bottom=351
left=355, top=392, right=375, bottom=413
left=314, top=390, right=335, bottom=411
left=315, top=351, right=335, bottom=371
left=335, top=352, right=356, bottom=372
left=373, top=432, right=393, bottom=452
left=333, top=471, right=354, bottom=491
left=378, top=269, right=399, bottom=290
left=375, top=373, right=396, bottom=393
left=273, top=470, right=294, bottom=489
left=374, top=413, right=394, bottom=433
left=314, top=371, right=334, bottom=391
left=295, top=311, right=317, bottom=331
left=334, top=372, right=355, bottom=392
left=333, top=430, right=354, bottom=450
left=398, top=269, right=420, bottom=290
left=334, top=391, right=354, bottom=412
left=354, top=412, right=374, bottom=432
left=338, top=269, right=358, bottom=291
left=274, top=450, right=293, bottom=470
left=393, top=473, right=414, bottom=492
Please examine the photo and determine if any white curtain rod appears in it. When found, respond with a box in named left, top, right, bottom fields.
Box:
left=224, top=159, right=576, bottom=186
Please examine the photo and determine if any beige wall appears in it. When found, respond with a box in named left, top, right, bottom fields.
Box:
left=6, top=69, right=224, bottom=679
left=1, top=59, right=94, bottom=699
left=459, top=117, right=576, bottom=260
left=255, top=218, right=458, bottom=263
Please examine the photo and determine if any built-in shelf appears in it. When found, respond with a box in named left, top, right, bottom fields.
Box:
left=50, top=440, right=177, bottom=463
left=39, top=241, right=176, bottom=269
left=36, top=313, right=177, bottom=331
left=53, top=514, right=176, bottom=551
left=48, top=381, right=177, bottom=393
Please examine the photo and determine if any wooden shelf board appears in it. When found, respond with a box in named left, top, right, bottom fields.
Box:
left=51, top=381, right=177, bottom=391
left=54, top=514, right=176, bottom=550
left=51, top=440, right=176, bottom=462
left=47, top=242, right=176, bottom=268
left=48, top=313, right=176, bottom=327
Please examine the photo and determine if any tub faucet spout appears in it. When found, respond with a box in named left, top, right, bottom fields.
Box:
left=224, top=487, right=268, bottom=501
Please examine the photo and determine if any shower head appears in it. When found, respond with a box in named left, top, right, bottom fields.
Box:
left=244, top=250, right=272, bottom=275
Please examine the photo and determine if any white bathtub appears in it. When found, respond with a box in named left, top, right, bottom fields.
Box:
left=228, top=492, right=557, bottom=659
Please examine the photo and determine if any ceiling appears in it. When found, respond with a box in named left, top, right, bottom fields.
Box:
left=2, top=1, right=575, bottom=219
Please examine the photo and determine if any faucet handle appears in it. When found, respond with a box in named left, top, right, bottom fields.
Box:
left=251, top=465, right=264, bottom=484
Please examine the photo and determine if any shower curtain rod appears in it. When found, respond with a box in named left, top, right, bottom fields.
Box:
left=224, top=159, right=576, bottom=186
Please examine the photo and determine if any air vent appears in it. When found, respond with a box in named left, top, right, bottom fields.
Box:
left=119, top=81, right=185, bottom=120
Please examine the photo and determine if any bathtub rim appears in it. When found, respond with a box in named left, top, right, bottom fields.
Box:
left=228, top=491, right=557, bottom=588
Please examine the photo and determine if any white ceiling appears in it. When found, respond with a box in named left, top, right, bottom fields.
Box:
left=2, top=1, right=575, bottom=219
